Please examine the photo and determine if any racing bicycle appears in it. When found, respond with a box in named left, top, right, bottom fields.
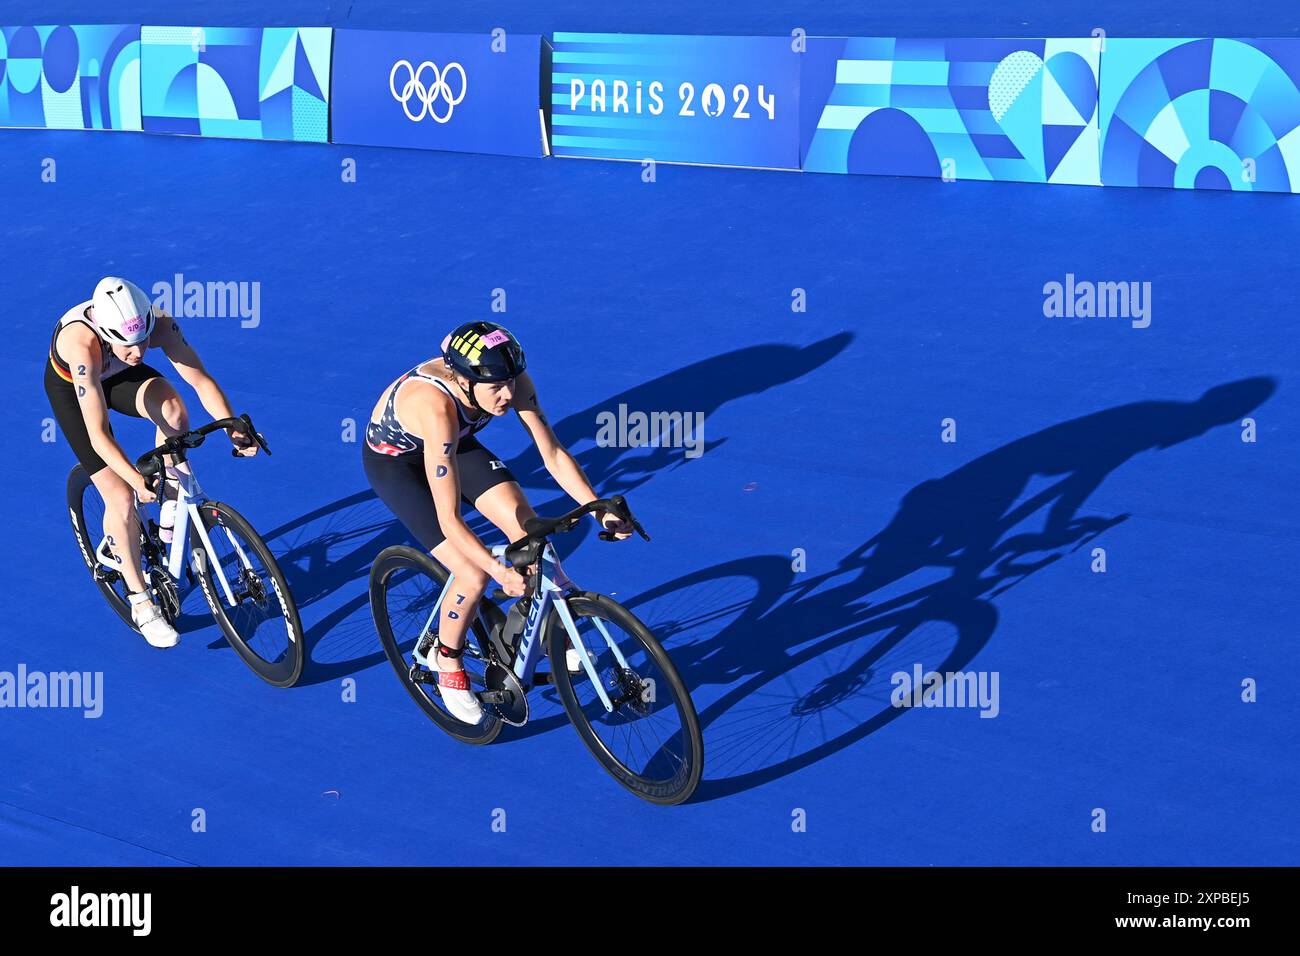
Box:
left=371, top=495, right=703, bottom=805
left=66, top=414, right=304, bottom=687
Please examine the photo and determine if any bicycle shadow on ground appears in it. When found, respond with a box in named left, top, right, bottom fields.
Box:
left=623, top=378, right=1277, bottom=802
left=247, top=338, right=853, bottom=688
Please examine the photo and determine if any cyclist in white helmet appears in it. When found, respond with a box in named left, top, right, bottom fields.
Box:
left=44, top=277, right=259, bottom=648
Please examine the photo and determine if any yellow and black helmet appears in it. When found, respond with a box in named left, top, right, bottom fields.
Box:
left=442, top=321, right=526, bottom=383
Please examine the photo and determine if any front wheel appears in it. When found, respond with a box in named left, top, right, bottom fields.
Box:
left=189, top=501, right=304, bottom=687
left=547, top=593, right=703, bottom=805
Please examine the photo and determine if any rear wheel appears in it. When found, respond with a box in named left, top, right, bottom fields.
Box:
left=189, top=501, right=304, bottom=687
left=548, top=593, right=703, bottom=805
left=66, top=464, right=173, bottom=632
left=370, top=545, right=506, bottom=745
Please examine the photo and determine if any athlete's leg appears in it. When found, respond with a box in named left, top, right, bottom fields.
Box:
left=88, top=465, right=148, bottom=594
left=364, top=443, right=489, bottom=670
left=471, top=481, right=537, bottom=544
left=465, top=460, right=585, bottom=669
left=452, top=440, right=534, bottom=543
left=135, top=376, right=190, bottom=462
left=46, top=363, right=149, bottom=592
left=429, top=539, right=491, bottom=657
left=427, top=538, right=493, bottom=720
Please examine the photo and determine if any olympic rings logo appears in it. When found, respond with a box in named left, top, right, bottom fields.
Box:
left=389, top=59, right=467, bottom=124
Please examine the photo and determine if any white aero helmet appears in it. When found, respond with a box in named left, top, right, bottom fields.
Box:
left=92, top=277, right=155, bottom=346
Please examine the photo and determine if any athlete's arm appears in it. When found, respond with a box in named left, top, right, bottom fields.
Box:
left=65, top=332, right=155, bottom=500
left=412, top=388, right=527, bottom=592
left=513, top=372, right=632, bottom=540
left=154, top=314, right=255, bottom=456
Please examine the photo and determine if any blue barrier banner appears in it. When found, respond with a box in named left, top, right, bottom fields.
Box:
left=551, top=32, right=801, bottom=169
left=801, top=37, right=1102, bottom=185
left=1099, top=38, right=1300, bottom=193
left=140, top=26, right=331, bottom=142
left=331, top=30, right=546, bottom=157
left=0, top=25, right=141, bottom=130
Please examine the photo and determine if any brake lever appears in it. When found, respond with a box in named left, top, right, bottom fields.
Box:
left=229, top=415, right=270, bottom=457
left=229, top=440, right=265, bottom=457
left=239, top=414, right=272, bottom=455
left=137, top=455, right=164, bottom=494
left=597, top=495, right=650, bottom=542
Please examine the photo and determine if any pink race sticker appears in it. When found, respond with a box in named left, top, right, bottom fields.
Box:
left=480, top=330, right=510, bottom=347
left=122, top=315, right=146, bottom=335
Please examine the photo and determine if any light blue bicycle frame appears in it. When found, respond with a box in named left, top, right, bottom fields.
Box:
left=411, top=541, right=631, bottom=713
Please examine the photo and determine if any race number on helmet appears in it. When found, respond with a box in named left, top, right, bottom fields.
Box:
left=92, top=277, right=156, bottom=346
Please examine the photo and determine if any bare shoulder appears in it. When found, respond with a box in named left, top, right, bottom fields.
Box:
left=396, top=365, right=455, bottom=427
left=55, top=302, right=99, bottom=356
left=418, top=356, right=456, bottom=383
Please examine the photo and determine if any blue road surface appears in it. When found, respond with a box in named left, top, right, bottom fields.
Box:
left=1, top=1, right=1297, bottom=865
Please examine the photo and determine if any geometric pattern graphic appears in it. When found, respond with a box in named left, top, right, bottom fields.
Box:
left=1099, top=38, right=1300, bottom=193
left=803, top=37, right=1102, bottom=185
left=140, top=26, right=331, bottom=142
left=0, top=25, right=142, bottom=130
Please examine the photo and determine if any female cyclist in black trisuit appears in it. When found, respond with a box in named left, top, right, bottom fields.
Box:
left=45, top=277, right=258, bottom=648
left=363, top=321, right=631, bottom=723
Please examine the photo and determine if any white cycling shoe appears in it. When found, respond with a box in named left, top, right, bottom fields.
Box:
left=128, top=591, right=179, bottom=649
left=432, top=641, right=483, bottom=724
left=543, top=633, right=586, bottom=674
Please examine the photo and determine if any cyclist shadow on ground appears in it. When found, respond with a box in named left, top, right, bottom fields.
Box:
left=245, top=337, right=853, bottom=688
left=506, top=335, right=853, bottom=518
left=624, top=378, right=1276, bottom=802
